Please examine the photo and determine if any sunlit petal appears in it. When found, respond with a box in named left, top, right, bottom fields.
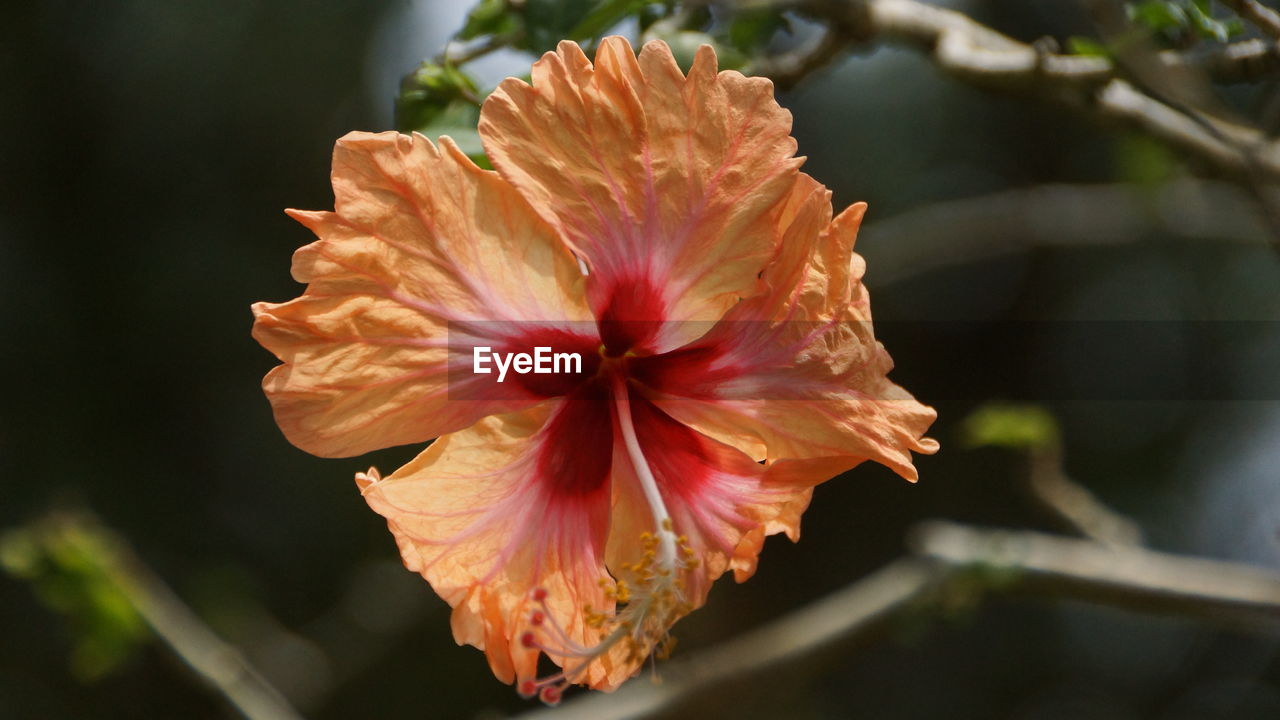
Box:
left=253, top=132, right=593, bottom=457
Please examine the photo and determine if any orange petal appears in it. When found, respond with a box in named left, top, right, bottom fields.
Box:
left=606, top=391, right=829, bottom=606
left=252, top=131, right=593, bottom=457
left=479, top=37, right=802, bottom=345
left=360, top=384, right=638, bottom=689
left=638, top=180, right=938, bottom=480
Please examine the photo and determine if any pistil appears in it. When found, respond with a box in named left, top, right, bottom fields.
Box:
left=610, top=373, right=680, bottom=569
left=515, top=373, right=696, bottom=704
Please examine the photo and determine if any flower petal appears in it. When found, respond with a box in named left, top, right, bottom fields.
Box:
left=252, top=131, right=594, bottom=457
left=635, top=178, right=938, bottom=479
left=359, top=383, right=627, bottom=688
left=607, top=390, right=830, bottom=605
left=479, top=37, right=802, bottom=349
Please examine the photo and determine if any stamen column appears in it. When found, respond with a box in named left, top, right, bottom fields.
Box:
left=611, top=374, right=679, bottom=570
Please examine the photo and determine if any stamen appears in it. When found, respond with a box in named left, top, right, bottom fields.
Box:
left=516, top=530, right=702, bottom=703
left=513, top=378, right=701, bottom=704
left=539, top=685, right=563, bottom=705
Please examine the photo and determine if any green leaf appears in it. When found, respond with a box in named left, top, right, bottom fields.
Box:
left=0, top=528, right=40, bottom=577
left=726, top=7, right=788, bottom=54
left=1125, top=0, right=1242, bottom=42
left=1185, top=1, right=1232, bottom=41
left=459, top=0, right=519, bottom=40
left=1114, top=132, right=1177, bottom=185
left=395, top=62, right=481, bottom=135
left=1126, top=0, right=1188, bottom=32
left=1066, top=36, right=1110, bottom=58
left=522, top=0, right=597, bottom=52
left=2, top=517, right=149, bottom=681
left=567, top=0, right=646, bottom=41
left=961, top=403, right=1060, bottom=451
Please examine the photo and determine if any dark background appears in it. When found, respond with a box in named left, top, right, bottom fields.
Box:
left=3, top=1, right=1279, bottom=718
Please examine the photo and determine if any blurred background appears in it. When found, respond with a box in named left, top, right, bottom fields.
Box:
left=3, top=1, right=1279, bottom=718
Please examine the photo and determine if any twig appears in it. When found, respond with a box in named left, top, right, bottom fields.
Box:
left=1027, top=449, right=1144, bottom=548
left=512, top=559, right=942, bottom=720
left=1221, top=0, right=1280, bottom=41
left=1086, top=0, right=1280, bottom=252
left=515, top=520, right=1280, bottom=719
left=1202, top=38, right=1280, bottom=83
left=749, top=25, right=852, bottom=89
left=441, top=33, right=511, bottom=67
left=781, top=0, right=1280, bottom=183
left=911, top=521, right=1280, bottom=627
left=60, top=513, right=305, bottom=720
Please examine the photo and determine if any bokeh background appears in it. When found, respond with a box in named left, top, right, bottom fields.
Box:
left=4, top=1, right=1279, bottom=718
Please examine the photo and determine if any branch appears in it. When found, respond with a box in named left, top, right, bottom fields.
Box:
left=516, top=521, right=1280, bottom=719
left=58, top=513, right=304, bottom=720
left=513, top=559, right=942, bottom=720
left=748, top=24, right=851, bottom=89
left=1220, top=0, right=1280, bottom=41
left=781, top=0, right=1280, bottom=182
left=1026, top=451, right=1144, bottom=548
left=911, top=521, right=1280, bottom=627
left=1202, top=37, right=1280, bottom=84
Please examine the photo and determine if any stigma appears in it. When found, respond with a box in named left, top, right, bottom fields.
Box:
left=518, top=527, right=698, bottom=704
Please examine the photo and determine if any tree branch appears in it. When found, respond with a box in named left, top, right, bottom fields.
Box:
left=1202, top=38, right=1280, bottom=84
left=777, top=0, right=1280, bottom=183
left=513, top=558, right=942, bottom=720
left=747, top=24, right=851, bottom=89
left=1026, top=450, right=1145, bottom=548
left=911, top=521, right=1280, bottom=627
left=515, top=521, right=1280, bottom=719
left=1220, top=0, right=1280, bottom=41
left=56, top=513, right=304, bottom=720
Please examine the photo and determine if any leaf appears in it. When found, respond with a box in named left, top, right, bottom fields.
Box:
left=1066, top=36, right=1111, bottom=58
left=522, top=0, right=597, bottom=52
left=961, top=403, right=1060, bottom=451
left=1114, top=132, right=1177, bottom=186
left=1126, top=0, right=1188, bottom=32
left=1185, top=1, right=1235, bottom=42
left=726, top=7, right=789, bottom=54
left=567, top=0, right=646, bottom=41
left=1125, top=0, right=1242, bottom=42
left=395, top=62, right=480, bottom=135
left=1, top=517, right=149, bottom=681
left=459, top=0, right=519, bottom=40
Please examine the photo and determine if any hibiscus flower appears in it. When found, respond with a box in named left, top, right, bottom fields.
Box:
left=252, top=36, right=937, bottom=702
